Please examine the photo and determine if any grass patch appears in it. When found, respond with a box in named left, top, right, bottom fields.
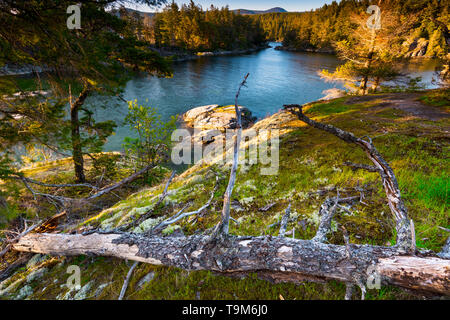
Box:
left=305, top=98, right=350, bottom=115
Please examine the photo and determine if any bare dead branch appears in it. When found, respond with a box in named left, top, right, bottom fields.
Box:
left=86, top=165, right=159, bottom=201
left=312, top=192, right=340, bottom=243
left=11, top=175, right=99, bottom=190
left=259, top=203, right=276, bottom=212
left=149, top=176, right=219, bottom=235
left=213, top=73, right=249, bottom=238
left=19, top=176, right=70, bottom=208
left=230, top=217, right=239, bottom=225
left=0, top=220, right=42, bottom=258
left=0, top=254, right=33, bottom=282
left=284, top=104, right=415, bottom=254
left=345, top=283, right=355, bottom=300
left=16, top=164, right=158, bottom=212
left=342, top=226, right=352, bottom=259
left=438, top=236, right=450, bottom=259
left=438, top=226, right=450, bottom=233
left=118, top=261, right=139, bottom=300
left=278, top=204, right=291, bottom=237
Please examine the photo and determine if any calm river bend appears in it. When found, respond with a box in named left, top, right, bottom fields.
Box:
left=91, top=42, right=440, bottom=151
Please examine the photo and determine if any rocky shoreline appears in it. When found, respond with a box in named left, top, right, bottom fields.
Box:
left=275, top=45, right=335, bottom=54
left=0, top=45, right=271, bottom=76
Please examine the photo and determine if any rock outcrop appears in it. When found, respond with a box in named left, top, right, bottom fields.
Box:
left=182, top=104, right=255, bottom=131
left=179, top=104, right=256, bottom=157
left=275, top=46, right=335, bottom=54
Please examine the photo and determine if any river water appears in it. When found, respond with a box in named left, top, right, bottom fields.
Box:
left=91, top=42, right=440, bottom=151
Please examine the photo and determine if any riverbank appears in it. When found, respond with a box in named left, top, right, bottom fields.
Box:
left=0, top=44, right=272, bottom=76
left=275, top=45, right=335, bottom=54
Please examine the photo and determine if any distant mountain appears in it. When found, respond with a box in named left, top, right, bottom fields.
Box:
left=112, top=7, right=287, bottom=18
left=233, top=7, right=288, bottom=15
left=110, top=8, right=155, bottom=19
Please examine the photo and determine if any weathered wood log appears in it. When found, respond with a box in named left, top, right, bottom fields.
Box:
left=12, top=232, right=450, bottom=296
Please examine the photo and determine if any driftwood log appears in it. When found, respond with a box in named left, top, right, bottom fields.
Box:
left=9, top=83, right=450, bottom=298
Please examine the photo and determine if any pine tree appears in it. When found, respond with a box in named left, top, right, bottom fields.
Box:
left=0, top=0, right=172, bottom=182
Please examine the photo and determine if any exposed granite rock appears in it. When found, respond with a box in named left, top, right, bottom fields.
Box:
left=182, top=104, right=255, bottom=131
left=180, top=104, right=257, bottom=159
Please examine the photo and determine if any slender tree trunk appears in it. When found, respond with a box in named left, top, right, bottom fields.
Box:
left=372, top=77, right=381, bottom=92
left=0, top=195, right=6, bottom=208
left=360, top=30, right=376, bottom=95
left=70, top=86, right=90, bottom=183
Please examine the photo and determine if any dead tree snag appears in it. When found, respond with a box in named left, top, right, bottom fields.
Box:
left=284, top=104, right=415, bottom=254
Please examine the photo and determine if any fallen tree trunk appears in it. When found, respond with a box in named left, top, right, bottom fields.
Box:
left=12, top=232, right=450, bottom=296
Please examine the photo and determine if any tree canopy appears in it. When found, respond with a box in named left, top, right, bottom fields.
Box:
left=0, top=0, right=172, bottom=182
left=252, top=0, right=449, bottom=59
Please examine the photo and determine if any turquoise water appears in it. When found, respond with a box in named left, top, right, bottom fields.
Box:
left=90, top=42, right=439, bottom=151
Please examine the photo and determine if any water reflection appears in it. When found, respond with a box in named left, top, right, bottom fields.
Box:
left=91, top=43, right=440, bottom=151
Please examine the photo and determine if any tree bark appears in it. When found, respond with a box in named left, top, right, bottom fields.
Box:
left=12, top=232, right=450, bottom=296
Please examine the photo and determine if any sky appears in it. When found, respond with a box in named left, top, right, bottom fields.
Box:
left=126, top=0, right=336, bottom=13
